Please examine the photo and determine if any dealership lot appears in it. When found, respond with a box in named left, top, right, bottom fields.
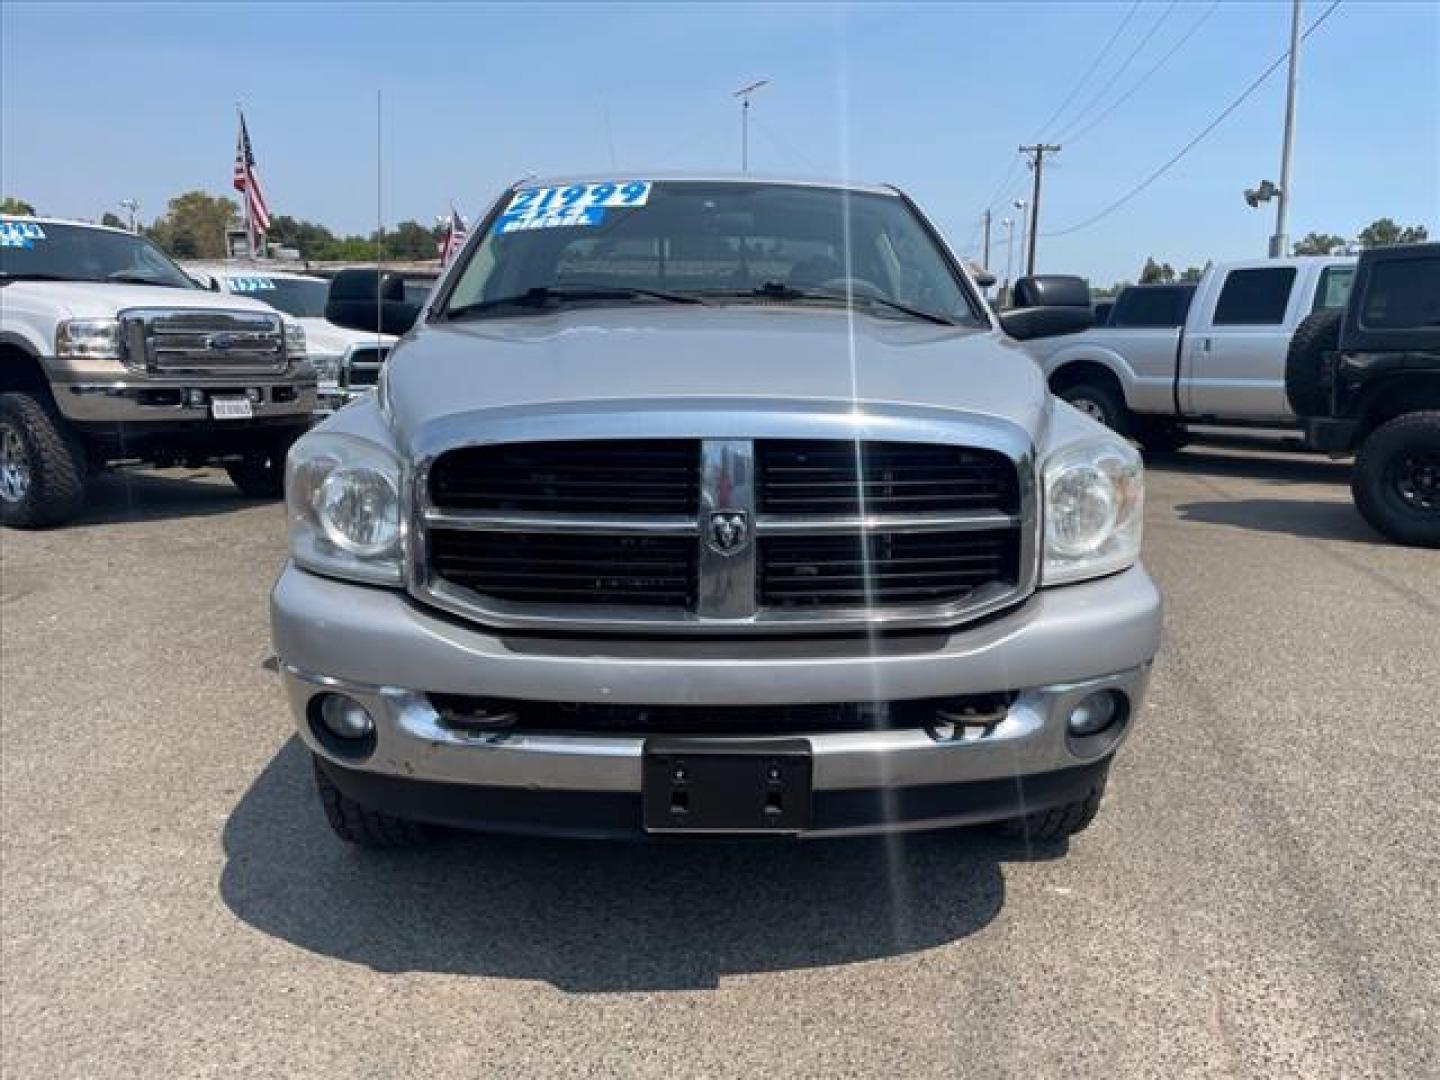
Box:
left=1, top=446, right=1436, bottom=1079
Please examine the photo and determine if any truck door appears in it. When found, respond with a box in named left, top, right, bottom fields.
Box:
left=1183, top=265, right=1298, bottom=420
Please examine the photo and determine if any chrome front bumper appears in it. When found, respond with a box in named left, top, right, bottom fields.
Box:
left=52, top=376, right=315, bottom=424
left=273, top=562, right=1162, bottom=800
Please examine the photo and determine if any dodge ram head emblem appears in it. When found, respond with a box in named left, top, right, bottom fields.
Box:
left=707, top=511, right=750, bottom=555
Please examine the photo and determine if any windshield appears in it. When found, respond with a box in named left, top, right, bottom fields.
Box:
left=0, top=219, right=195, bottom=289
left=225, top=276, right=329, bottom=318
left=441, top=181, right=981, bottom=325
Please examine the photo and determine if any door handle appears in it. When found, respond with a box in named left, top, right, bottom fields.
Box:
left=1200, top=337, right=1211, bottom=352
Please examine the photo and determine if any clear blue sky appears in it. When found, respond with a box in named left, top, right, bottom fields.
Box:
left=3, top=1, right=1435, bottom=284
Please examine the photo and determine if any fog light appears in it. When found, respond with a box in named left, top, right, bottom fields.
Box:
left=1067, top=691, right=1121, bottom=737
left=184, top=388, right=207, bottom=409
left=318, top=693, right=374, bottom=740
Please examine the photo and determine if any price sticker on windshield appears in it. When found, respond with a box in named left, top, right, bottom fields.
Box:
left=496, top=181, right=651, bottom=234
left=0, top=221, right=46, bottom=248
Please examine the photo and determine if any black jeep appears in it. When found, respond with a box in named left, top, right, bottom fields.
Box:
left=1286, top=243, right=1440, bottom=547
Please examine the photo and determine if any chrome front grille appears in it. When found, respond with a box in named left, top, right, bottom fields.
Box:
left=415, top=436, right=1035, bottom=635
left=120, top=308, right=287, bottom=375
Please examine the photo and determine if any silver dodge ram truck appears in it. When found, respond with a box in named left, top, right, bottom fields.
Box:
left=1, top=217, right=315, bottom=526
left=272, top=175, right=1162, bottom=847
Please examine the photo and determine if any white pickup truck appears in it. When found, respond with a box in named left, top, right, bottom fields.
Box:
left=1022, top=256, right=1356, bottom=450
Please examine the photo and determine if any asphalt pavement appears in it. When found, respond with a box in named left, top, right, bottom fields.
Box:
left=2, top=446, right=1437, bottom=1079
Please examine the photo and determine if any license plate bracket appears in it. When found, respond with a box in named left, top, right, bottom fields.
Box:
left=210, top=396, right=254, bottom=420
left=643, top=738, right=813, bottom=834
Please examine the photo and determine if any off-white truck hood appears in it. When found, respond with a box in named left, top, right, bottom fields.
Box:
left=297, top=318, right=396, bottom=357
left=7, top=281, right=287, bottom=320
left=382, top=306, right=1049, bottom=449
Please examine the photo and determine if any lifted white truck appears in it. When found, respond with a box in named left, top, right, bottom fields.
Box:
left=0, top=218, right=316, bottom=526
left=1021, top=256, right=1356, bottom=451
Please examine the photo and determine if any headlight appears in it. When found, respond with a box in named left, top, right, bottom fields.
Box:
left=56, top=318, right=123, bottom=360
left=287, top=433, right=403, bottom=585
left=309, top=351, right=343, bottom=381
left=283, top=319, right=307, bottom=360
left=1042, top=438, right=1143, bottom=585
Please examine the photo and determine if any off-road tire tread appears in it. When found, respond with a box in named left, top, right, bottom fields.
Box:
left=1285, top=308, right=1342, bottom=418
left=312, top=756, right=430, bottom=848
left=0, top=392, right=87, bottom=528
left=1000, top=783, right=1105, bottom=842
left=1351, top=410, right=1440, bottom=548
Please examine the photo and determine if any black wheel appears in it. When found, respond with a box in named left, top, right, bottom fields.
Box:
left=1057, top=381, right=1131, bottom=436
left=1352, top=411, right=1440, bottom=548
left=312, top=755, right=431, bottom=848
left=1135, top=419, right=1191, bottom=455
left=0, top=392, right=88, bottom=528
left=1284, top=309, right=1342, bottom=417
left=225, top=442, right=290, bottom=498
left=999, top=776, right=1108, bottom=843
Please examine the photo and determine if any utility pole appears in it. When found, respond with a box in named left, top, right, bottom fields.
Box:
left=1270, top=0, right=1302, bottom=258
left=1018, top=143, right=1060, bottom=275
left=734, top=79, right=769, bottom=173
left=119, top=199, right=139, bottom=233
left=981, top=209, right=993, bottom=289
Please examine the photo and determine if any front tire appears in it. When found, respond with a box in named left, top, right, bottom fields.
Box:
left=1057, top=381, right=1131, bottom=436
left=225, top=444, right=289, bottom=499
left=312, top=756, right=431, bottom=848
left=999, top=776, right=1108, bottom=842
left=1351, top=411, right=1440, bottom=547
left=0, top=392, right=88, bottom=529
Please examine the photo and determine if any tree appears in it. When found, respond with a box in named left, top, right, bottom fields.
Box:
left=1357, top=218, right=1429, bottom=249
left=1139, top=257, right=1175, bottom=284
left=1293, top=232, right=1346, bottom=256
left=145, top=191, right=240, bottom=258
left=100, top=212, right=126, bottom=230
left=384, top=219, right=443, bottom=261
left=1, top=196, right=37, bottom=215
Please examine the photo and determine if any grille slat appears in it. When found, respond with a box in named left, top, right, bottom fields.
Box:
left=757, top=439, right=1018, bottom=515
left=759, top=529, right=1018, bottom=609
left=430, top=440, right=700, bottom=514
left=429, top=531, right=695, bottom=607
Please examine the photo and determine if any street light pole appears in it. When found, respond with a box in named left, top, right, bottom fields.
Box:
left=1013, top=200, right=1028, bottom=281
left=734, top=79, right=769, bottom=173
left=1270, top=0, right=1303, bottom=258
left=1001, top=218, right=1015, bottom=307
left=120, top=199, right=139, bottom=233
left=981, top=209, right=993, bottom=291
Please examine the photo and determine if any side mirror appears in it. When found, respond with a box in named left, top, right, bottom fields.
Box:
left=966, top=261, right=997, bottom=289
left=208, top=277, right=222, bottom=292
left=1010, top=274, right=1091, bottom=309
left=999, top=306, right=1094, bottom=341
left=325, top=268, right=421, bottom=336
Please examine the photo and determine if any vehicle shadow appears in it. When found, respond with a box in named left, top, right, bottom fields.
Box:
left=71, top=468, right=269, bottom=526
left=1175, top=497, right=1382, bottom=544
left=219, top=739, right=1051, bottom=993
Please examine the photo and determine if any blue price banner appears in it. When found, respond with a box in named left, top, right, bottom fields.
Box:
left=496, top=181, right=652, bottom=234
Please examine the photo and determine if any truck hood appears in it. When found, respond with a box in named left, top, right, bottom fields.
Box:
left=6, top=280, right=287, bottom=320
left=383, top=306, right=1049, bottom=450
left=297, top=318, right=397, bottom=357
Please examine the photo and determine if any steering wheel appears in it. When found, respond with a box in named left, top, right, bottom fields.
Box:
left=816, top=276, right=886, bottom=299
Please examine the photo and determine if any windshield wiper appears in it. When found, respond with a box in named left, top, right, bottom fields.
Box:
left=0, top=271, right=77, bottom=284
left=106, top=272, right=187, bottom=288
left=445, top=283, right=707, bottom=321
left=703, top=281, right=956, bottom=326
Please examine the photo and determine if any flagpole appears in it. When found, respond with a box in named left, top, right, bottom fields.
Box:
left=236, top=103, right=252, bottom=260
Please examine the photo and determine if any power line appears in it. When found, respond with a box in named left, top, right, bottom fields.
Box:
left=1063, top=1, right=1222, bottom=146
left=1042, top=0, right=1342, bottom=239
left=1053, top=0, right=1180, bottom=144
left=1034, top=0, right=1142, bottom=139
left=978, top=0, right=1139, bottom=215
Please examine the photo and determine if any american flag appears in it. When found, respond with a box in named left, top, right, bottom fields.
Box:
left=438, top=206, right=468, bottom=266
left=233, top=111, right=272, bottom=248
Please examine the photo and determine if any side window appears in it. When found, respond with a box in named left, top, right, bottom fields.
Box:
left=1112, top=287, right=1191, bottom=328
left=1212, top=267, right=1296, bottom=325
left=1311, top=265, right=1355, bottom=312
left=1361, top=257, right=1440, bottom=330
